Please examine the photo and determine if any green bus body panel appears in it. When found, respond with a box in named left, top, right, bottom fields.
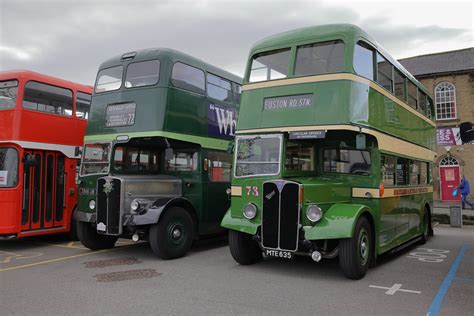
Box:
left=238, top=80, right=435, bottom=151
left=86, top=48, right=241, bottom=140
left=221, top=208, right=259, bottom=235
left=303, top=204, right=371, bottom=240
left=248, top=24, right=430, bottom=96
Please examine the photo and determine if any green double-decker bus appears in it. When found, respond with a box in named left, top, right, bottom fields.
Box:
left=222, top=24, right=436, bottom=279
left=76, top=48, right=241, bottom=259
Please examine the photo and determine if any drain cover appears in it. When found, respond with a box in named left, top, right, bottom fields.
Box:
left=83, top=258, right=142, bottom=268
left=94, top=269, right=161, bottom=282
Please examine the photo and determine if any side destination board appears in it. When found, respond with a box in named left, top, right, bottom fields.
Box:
left=105, top=103, right=136, bottom=127
left=263, top=94, right=314, bottom=111
left=289, top=130, right=326, bottom=139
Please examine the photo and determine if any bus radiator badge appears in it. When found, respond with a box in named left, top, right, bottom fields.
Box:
left=103, top=179, right=114, bottom=195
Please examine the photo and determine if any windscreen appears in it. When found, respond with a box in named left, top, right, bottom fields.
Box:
left=80, top=143, right=111, bottom=176
left=235, top=135, right=281, bottom=177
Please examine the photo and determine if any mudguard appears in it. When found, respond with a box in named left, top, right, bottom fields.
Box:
left=221, top=208, right=259, bottom=235
left=75, top=210, right=96, bottom=223
left=304, top=203, right=372, bottom=240
left=124, top=197, right=193, bottom=226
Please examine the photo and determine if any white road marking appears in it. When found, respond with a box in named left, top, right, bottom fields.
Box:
left=369, top=283, right=421, bottom=295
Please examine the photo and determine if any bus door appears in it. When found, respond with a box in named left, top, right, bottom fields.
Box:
left=21, top=151, right=66, bottom=231
left=21, top=151, right=43, bottom=231
left=205, top=150, right=232, bottom=233
left=43, top=153, right=66, bottom=229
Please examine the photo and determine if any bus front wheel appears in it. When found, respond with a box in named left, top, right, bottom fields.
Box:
left=228, top=230, right=262, bottom=265
left=149, top=207, right=195, bottom=260
left=77, top=221, right=118, bottom=250
left=421, top=207, right=432, bottom=244
left=339, top=216, right=372, bottom=280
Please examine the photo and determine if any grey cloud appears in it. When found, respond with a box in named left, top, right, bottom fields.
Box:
left=0, top=0, right=471, bottom=85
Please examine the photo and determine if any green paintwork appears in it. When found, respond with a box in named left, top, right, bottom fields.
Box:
left=303, top=204, right=371, bottom=240
left=84, top=130, right=229, bottom=151
left=78, top=48, right=241, bottom=237
left=223, top=24, right=435, bottom=258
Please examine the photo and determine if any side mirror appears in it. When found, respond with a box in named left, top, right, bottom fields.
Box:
left=203, top=158, right=209, bottom=172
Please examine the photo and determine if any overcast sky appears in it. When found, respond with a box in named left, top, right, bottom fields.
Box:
left=0, top=0, right=472, bottom=85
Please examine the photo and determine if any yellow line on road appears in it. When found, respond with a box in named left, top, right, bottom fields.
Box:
left=0, top=245, right=135, bottom=273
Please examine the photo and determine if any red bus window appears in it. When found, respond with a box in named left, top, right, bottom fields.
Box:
left=0, top=80, right=18, bottom=109
left=76, top=92, right=91, bottom=119
left=23, top=81, right=73, bottom=116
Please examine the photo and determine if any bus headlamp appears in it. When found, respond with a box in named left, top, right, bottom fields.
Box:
left=306, top=205, right=322, bottom=223
left=88, top=200, right=96, bottom=210
left=243, top=203, right=258, bottom=220
left=130, top=199, right=140, bottom=212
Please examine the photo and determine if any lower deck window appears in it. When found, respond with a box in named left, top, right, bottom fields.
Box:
left=323, top=149, right=371, bottom=175
left=285, top=141, right=314, bottom=172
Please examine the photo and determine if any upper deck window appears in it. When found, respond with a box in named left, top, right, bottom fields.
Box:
left=394, top=68, right=406, bottom=101
left=95, top=66, right=123, bottom=93
left=207, top=73, right=232, bottom=102
left=0, top=80, right=18, bottom=110
left=295, top=40, right=345, bottom=76
left=76, top=92, right=91, bottom=119
left=353, top=42, right=374, bottom=80
left=407, top=80, right=418, bottom=109
left=125, top=60, right=160, bottom=88
left=249, top=48, right=290, bottom=83
left=171, top=62, right=205, bottom=94
left=232, top=83, right=242, bottom=103
left=23, top=81, right=73, bottom=116
left=376, top=53, right=393, bottom=93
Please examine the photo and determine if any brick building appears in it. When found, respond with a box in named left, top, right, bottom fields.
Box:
left=399, top=48, right=474, bottom=203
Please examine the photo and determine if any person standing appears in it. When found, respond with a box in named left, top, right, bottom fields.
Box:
left=459, top=175, right=473, bottom=209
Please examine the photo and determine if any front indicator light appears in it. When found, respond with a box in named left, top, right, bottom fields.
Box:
left=306, top=205, right=322, bottom=222
left=89, top=200, right=96, bottom=210
left=243, top=203, right=257, bottom=220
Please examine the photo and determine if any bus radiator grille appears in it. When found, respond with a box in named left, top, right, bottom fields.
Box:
left=262, top=181, right=299, bottom=251
left=96, top=178, right=122, bottom=235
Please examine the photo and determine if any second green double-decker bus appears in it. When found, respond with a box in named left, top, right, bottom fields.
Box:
left=222, top=24, right=436, bottom=279
left=76, top=48, right=241, bottom=259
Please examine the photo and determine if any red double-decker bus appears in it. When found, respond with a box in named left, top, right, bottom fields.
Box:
left=0, top=70, right=92, bottom=238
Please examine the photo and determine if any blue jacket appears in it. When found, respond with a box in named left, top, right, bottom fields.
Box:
left=460, top=178, right=471, bottom=195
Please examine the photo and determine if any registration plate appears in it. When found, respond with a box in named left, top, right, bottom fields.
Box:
left=264, top=249, right=293, bottom=259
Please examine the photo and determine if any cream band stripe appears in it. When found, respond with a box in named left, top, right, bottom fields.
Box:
left=242, top=73, right=435, bottom=127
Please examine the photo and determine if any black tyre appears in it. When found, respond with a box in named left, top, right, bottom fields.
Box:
left=77, top=220, right=118, bottom=250
left=68, top=208, right=79, bottom=241
left=149, top=207, right=195, bottom=260
left=339, top=216, right=372, bottom=280
left=421, top=207, right=432, bottom=244
left=228, top=230, right=262, bottom=265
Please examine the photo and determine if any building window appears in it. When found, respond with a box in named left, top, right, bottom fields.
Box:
left=435, top=82, right=456, bottom=120
left=439, top=156, right=459, bottom=166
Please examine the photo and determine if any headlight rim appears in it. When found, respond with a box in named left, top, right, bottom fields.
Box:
left=306, top=204, right=323, bottom=223
left=243, top=203, right=258, bottom=220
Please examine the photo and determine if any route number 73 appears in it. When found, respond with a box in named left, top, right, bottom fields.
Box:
left=246, top=186, right=259, bottom=197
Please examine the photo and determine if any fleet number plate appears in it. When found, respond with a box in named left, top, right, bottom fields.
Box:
left=265, top=249, right=293, bottom=259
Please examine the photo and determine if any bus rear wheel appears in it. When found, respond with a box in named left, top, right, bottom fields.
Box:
left=421, top=207, right=431, bottom=244
left=68, top=208, right=79, bottom=241
left=77, top=221, right=118, bottom=250
left=149, top=207, right=195, bottom=260
left=228, top=230, right=262, bottom=265
left=339, top=216, right=372, bottom=280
